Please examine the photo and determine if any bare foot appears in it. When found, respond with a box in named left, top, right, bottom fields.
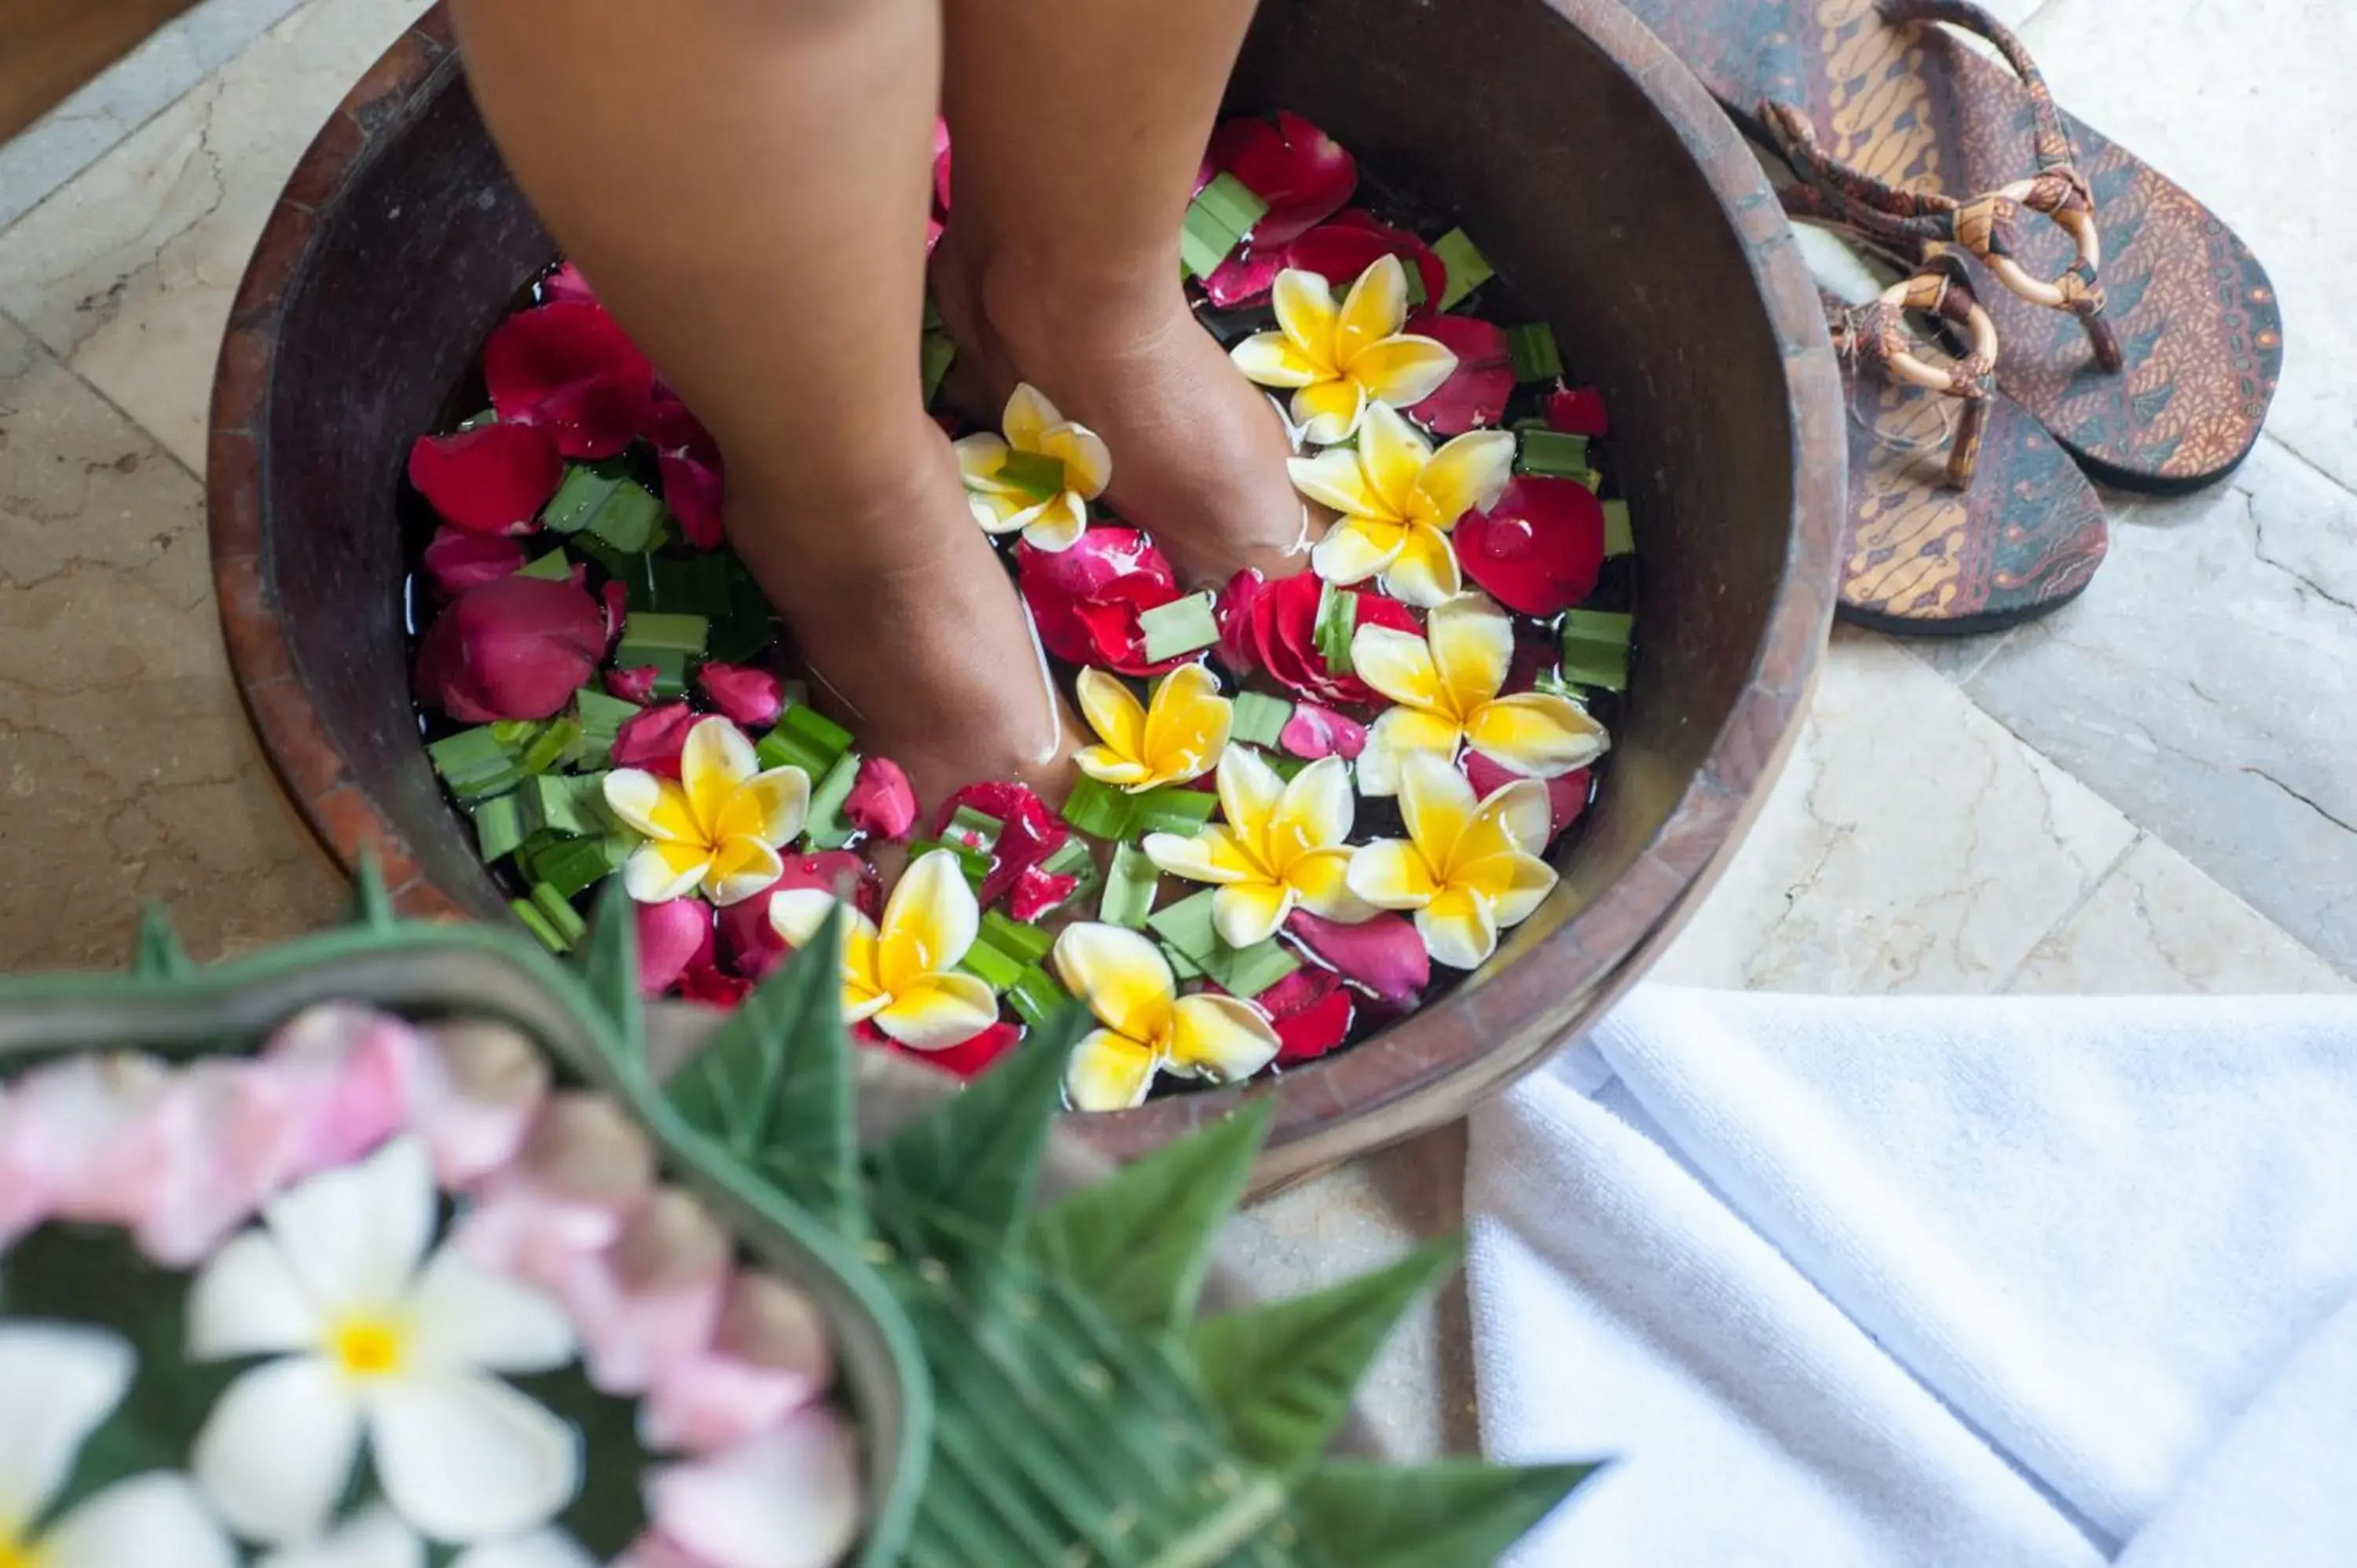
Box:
left=723, top=434, right=1076, bottom=814
left=933, top=230, right=1314, bottom=588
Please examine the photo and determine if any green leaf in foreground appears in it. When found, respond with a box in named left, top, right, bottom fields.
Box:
left=130, top=905, right=189, bottom=979
left=1294, top=1456, right=1604, bottom=1568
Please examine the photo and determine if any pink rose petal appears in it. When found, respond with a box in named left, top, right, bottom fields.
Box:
left=560, top=1191, right=730, bottom=1398
left=483, top=300, right=658, bottom=459
left=406, top=423, right=564, bottom=536
left=1278, top=702, right=1366, bottom=762
left=608, top=665, right=660, bottom=705
left=0, top=1053, right=175, bottom=1229
left=638, top=900, right=718, bottom=998
left=1200, top=247, right=1285, bottom=309
left=647, top=1409, right=863, bottom=1568
left=415, top=575, right=607, bottom=724
left=1008, top=866, right=1079, bottom=923
left=409, top=1020, right=552, bottom=1189
left=678, top=965, right=753, bottom=1008
left=1016, top=529, right=1182, bottom=676
left=641, top=1273, right=834, bottom=1455
left=930, top=782, right=1068, bottom=909
left=455, top=1093, right=658, bottom=1289
left=421, top=526, right=528, bottom=598
left=844, top=757, right=917, bottom=842
left=264, top=1002, right=423, bottom=1178
left=612, top=702, right=701, bottom=779
left=130, top=1061, right=310, bottom=1266
left=1285, top=910, right=1430, bottom=1009
left=696, top=664, right=784, bottom=731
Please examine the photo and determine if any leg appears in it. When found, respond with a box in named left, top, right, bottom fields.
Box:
left=933, top=0, right=1308, bottom=586
left=451, top=0, right=1072, bottom=807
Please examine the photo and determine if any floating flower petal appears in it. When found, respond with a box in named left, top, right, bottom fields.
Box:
left=414, top=576, right=606, bottom=724
left=1405, top=313, right=1516, bottom=437
left=954, top=384, right=1112, bottom=554
left=1051, top=924, right=1280, bottom=1110
left=407, top=423, right=563, bottom=537
left=1074, top=664, right=1231, bottom=793
left=1453, top=476, right=1607, bottom=617
left=768, top=848, right=999, bottom=1050
left=1232, top=257, right=1458, bottom=444
left=1205, top=112, right=1357, bottom=248
left=482, top=301, right=657, bottom=460
left=1143, top=749, right=1373, bottom=947
left=1296, top=401, right=1515, bottom=608
left=605, top=717, right=810, bottom=905
left=1345, top=751, right=1558, bottom=969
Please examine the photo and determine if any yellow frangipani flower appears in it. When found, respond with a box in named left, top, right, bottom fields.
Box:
left=952, top=383, right=1112, bottom=554
left=1346, top=750, right=1559, bottom=970
left=1292, top=401, right=1515, bottom=608
left=604, top=716, right=809, bottom=905
left=1230, top=256, right=1458, bottom=445
left=1142, top=748, right=1373, bottom=947
left=767, top=848, right=1000, bottom=1050
left=1074, top=663, right=1232, bottom=793
left=1349, top=592, right=1608, bottom=797
left=1051, top=922, right=1281, bottom=1111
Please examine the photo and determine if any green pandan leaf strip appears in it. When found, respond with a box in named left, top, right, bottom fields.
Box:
left=1293, top=1457, right=1604, bottom=1568
left=571, top=879, right=643, bottom=1059
left=130, top=905, right=189, bottom=979
left=1028, top=1097, right=1274, bottom=1337
left=871, top=1010, right=1087, bottom=1256
left=1191, top=1233, right=1464, bottom=1477
left=665, top=901, right=861, bottom=1237
left=351, top=849, right=398, bottom=929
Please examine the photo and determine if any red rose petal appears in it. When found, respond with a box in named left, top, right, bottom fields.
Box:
left=1008, top=867, right=1080, bottom=923
left=607, top=665, right=659, bottom=705
left=635, top=899, right=715, bottom=997
left=845, top=757, right=918, bottom=842
left=610, top=702, right=699, bottom=779
left=696, top=663, right=784, bottom=730
left=1455, top=476, right=1606, bottom=617
left=421, top=526, right=526, bottom=598
left=1215, top=570, right=1266, bottom=678
left=541, top=262, right=599, bottom=307
left=405, top=423, right=563, bottom=536
left=1251, top=573, right=1418, bottom=709
left=1207, top=111, right=1357, bottom=249
left=1274, top=988, right=1356, bottom=1064
left=1201, top=247, right=1284, bottom=309
left=1545, top=385, right=1611, bottom=438
left=1406, top=313, right=1515, bottom=437
left=717, top=852, right=878, bottom=980
left=599, top=580, right=629, bottom=653
left=1285, top=910, right=1430, bottom=1009
left=912, top=1021, right=1020, bottom=1081
left=676, top=965, right=752, bottom=1008
left=414, top=575, right=606, bottom=724
left=933, top=118, right=953, bottom=211
left=482, top=300, right=658, bottom=460
left=1017, top=529, right=1182, bottom=675
left=1464, top=753, right=1590, bottom=841
left=932, top=782, right=1069, bottom=909
left=1285, top=212, right=1446, bottom=317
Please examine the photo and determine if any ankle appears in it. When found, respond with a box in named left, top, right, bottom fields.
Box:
left=939, top=222, right=1189, bottom=369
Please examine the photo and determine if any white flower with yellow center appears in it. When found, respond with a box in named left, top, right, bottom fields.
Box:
left=1350, top=592, right=1609, bottom=797
left=1142, top=749, right=1373, bottom=948
left=1291, top=401, right=1515, bottom=608
left=1074, top=664, right=1232, bottom=793
left=254, top=1505, right=592, bottom=1568
left=0, top=1325, right=233, bottom=1568
left=1346, top=750, right=1559, bottom=970
left=604, top=716, right=810, bottom=906
left=768, top=848, right=1001, bottom=1050
left=187, top=1136, right=581, bottom=1548
left=1230, top=256, right=1459, bottom=445
left=1052, top=924, right=1282, bottom=1111
left=953, top=383, right=1113, bottom=554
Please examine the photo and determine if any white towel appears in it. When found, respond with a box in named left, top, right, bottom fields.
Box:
left=1467, top=987, right=2357, bottom=1566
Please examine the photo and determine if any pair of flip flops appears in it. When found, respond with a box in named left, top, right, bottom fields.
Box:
left=1625, top=0, right=2284, bottom=634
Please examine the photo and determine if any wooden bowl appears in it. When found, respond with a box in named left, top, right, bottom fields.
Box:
left=208, top=0, right=1842, bottom=1187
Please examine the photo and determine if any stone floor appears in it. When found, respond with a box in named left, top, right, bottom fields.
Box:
left=1, top=0, right=2352, bottom=1464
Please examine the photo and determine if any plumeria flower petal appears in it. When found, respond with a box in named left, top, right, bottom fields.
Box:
left=1347, top=593, right=1607, bottom=794
left=187, top=1137, right=581, bottom=1547
left=1293, top=403, right=1512, bottom=610
left=1345, top=751, right=1559, bottom=969
left=1052, top=924, right=1278, bottom=1109
left=257, top=1508, right=596, bottom=1568
left=1073, top=664, right=1232, bottom=793
left=0, top=1324, right=236, bottom=1568
left=606, top=717, right=810, bottom=906
left=955, top=385, right=1110, bottom=554
left=1143, top=750, right=1372, bottom=948
left=1233, top=257, right=1460, bottom=445
left=768, top=850, right=998, bottom=1050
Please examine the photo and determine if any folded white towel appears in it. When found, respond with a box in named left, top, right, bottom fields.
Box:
left=1468, top=987, right=2357, bottom=1566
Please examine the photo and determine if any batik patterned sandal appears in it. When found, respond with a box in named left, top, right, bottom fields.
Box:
left=1622, top=0, right=2281, bottom=493
left=1801, top=193, right=2108, bottom=634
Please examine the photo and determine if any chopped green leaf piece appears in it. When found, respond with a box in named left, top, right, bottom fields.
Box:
left=1100, top=841, right=1160, bottom=929
left=1210, top=934, right=1300, bottom=998
left=1402, top=262, right=1428, bottom=309
left=1163, top=942, right=1207, bottom=982
left=523, top=833, right=635, bottom=899
left=611, top=646, right=690, bottom=702
left=1137, top=592, right=1220, bottom=662
left=957, top=940, right=1026, bottom=994
left=1314, top=581, right=1358, bottom=676
left=1193, top=170, right=1270, bottom=240
left=1260, top=748, right=1309, bottom=781
left=457, top=408, right=498, bottom=430
left=978, top=909, right=1055, bottom=967
left=1506, top=322, right=1562, bottom=383
left=511, top=898, right=569, bottom=954
left=918, top=332, right=956, bottom=405
left=1518, top=428, right=1590, bottom=478
left=1147, top=886, right=1303, bottom=996
left=574, top=687, right=640, bottom=760
left=1601, top=497, right=1634, bottom=559
left=586, top=479, right=664, bottom=552
left=1146, top=888, right=1219, bottom=956
left=619, top=612, right=709, bottom=655
left=520, top=771, right=614, bottom=838
left=995, top=449, right=1067, bottom=503
left=1179, top=192, right=1255, bottom=280
left=907, top=837, right=990, bottom=888
left=1006, top=964, right=1071, bottom=1028
left=777, top=702, right=854, bottom=764
left=427, top=726, right=515, bottom=787
left=530, top=882, right=588, bottom=946
left=1230, top=691, right=1293, bottom=749
left=1131, top=785, right=1220, bottom=837
left=517, top=716, right=581, bottom=778
left=539, top=463, right=624, bottom=534
left=1060, top=775, right=1134, bottom=841
left=1579, top=467, right=1604, bottom=493
left=1559, top=608, right=1634, bottom=693
left=802, top=751, right=863, bottom=851
left=946, top=806, right=1006, bottom=848
left=471, top=793, right=525, bottom=863
left=516, top=548, right=572, bottom=581
left=1039, top=837, right=1097, bottom=878
left=1434, top=228, right=1494, bottom=310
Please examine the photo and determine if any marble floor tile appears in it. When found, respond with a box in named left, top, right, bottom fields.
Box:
left=2016, top=0, right=2357, bottom=496
left=0, top=317, right=345, bottom=967
left=0, top=0, right=306, bottom=233
left=2009, top=833, right=2351, bottom=996
left=1653, top=627, right=2138, bottom=994
left=0, top=0, right=433, bottom=472
left=1955, top=438, right=2357, bottom=975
